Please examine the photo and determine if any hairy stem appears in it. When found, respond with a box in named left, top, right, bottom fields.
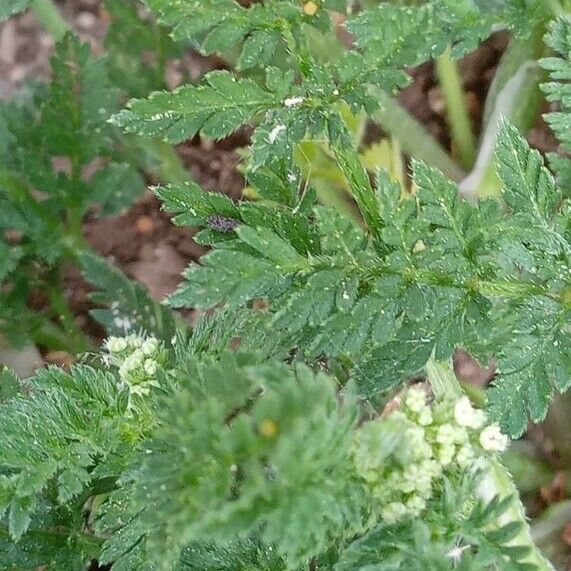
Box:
left=426, top=362, right=553, bottom=570
left=435, top=47, right=477, bottom=170
left=30, top=0, right=70, bottom=41
left=478, top=460, right=555, bottom=570
left=370, top=87, right=466, bottom=182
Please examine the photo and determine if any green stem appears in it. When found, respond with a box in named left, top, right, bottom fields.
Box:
left=335, top=146, right=387, bottom=250
left=482, top=34, right=543, bottom=130
left=370, top=87, right=465, bottom=182
left=30, top=0, right=70, bottom=41
left=63, top=153, right=89, bottom=258
left=435, top=47, right=477, bottom=170
left=154, top=27, right=169, bottom=89
left=362, top=263, right=555, bottom=302
left=543, top=391, right=571, bottom=466
left=479, top=460, right=555, bottom=570
left=426, top=358, right=463, bottom=399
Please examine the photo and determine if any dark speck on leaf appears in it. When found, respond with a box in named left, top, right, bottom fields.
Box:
left=207, top=214, right=239, bottom=233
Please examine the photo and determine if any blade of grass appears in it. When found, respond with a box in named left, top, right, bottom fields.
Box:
left=30, top=0, right=70, bottom=41
left=435, top=46, right=477, bottom=170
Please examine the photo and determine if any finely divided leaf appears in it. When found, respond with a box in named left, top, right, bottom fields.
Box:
left=111, top=71, right=279, bottom=143
left=0, top=0, right=31, bottom=19
left=81, top=252, right=181, bottom=341
left=541, top=17, right=571, bottom=150
left=496, top=119, right=561, bottom=218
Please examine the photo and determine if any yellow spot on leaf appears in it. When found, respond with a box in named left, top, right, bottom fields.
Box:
left=260, top=419, right=278, bottom=438
left=303, top=1, right=318, bottom=16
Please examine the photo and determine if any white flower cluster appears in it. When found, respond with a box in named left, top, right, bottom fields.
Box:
left=103, top=334, right=165, bottom=396
left=353, top=387, right=509, bottom=524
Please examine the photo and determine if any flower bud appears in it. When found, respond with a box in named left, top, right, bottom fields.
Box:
left=141, top=338, right=159, bottom=356
left=105, top=336, right=127, bottom=353
left=405, top=387, right=427, bottom=413
left=143, top=359, right=158, bottom=375
left=454, top=396, right=485, bottom=429
left=479, top=424, right=508, bottom=452
left=382, top=502, right=407, bottom=523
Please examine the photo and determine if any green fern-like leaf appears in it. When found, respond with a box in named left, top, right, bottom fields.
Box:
left=486, top=120, right=570, bottom=436
left=141, top=0, right=343, bottom=69
left=0, top=0, right=31, bottom=19
left=112, top=70, right=279, bottom=143
left=0, top=366, right=132, bottom=540
left=157, top=120, right=569, bottom=437
left=541, top=16, right=571, bottom=150
left=81, top=251, right=181, bottom=342
left=116, top=352, right=364, bottom=569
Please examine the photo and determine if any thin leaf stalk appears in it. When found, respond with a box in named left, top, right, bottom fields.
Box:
left=461, top=27, right=547, bottom=199
left=370, top=86, right=466, bottom=182
left=435, top=46, right=477, bottom=170
left=30, top=0, right=70, bottom=41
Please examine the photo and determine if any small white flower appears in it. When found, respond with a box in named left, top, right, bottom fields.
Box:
left=420, top=459, right=442, bottom=479
left=455, top=445, right=475, bottom=468
left=127, top=335, right=143, bottom=349
left=479, top=424, right=509, bottom=452
left=129, top=384, right=151, bottom=397
left=130, top=349, right=144, bottom=365
left=105, top=336, right=127, bottom=353
left=143, top=359, right=158, bottom=375
left=417, top=408, right=433, bottom=426
left=407, top=426, right=432, bottom=460
left=119, top=349, right=144, bottom=378
left=118, top=362, right=131, bottom=380
left=406, top=495, right=426, bottom=514
left=454, top=396, right=485, bottom=429
left=436, top=424, right=456, bottom=445
left=402, top=465, right=422, bottom=493
left=438, top=443, right=455, bottom=465
left=405, top=388, right=426, bottom=413
left=382, top=501, right=407, bottom=523
left=141, top=338, right=159, bottom=355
